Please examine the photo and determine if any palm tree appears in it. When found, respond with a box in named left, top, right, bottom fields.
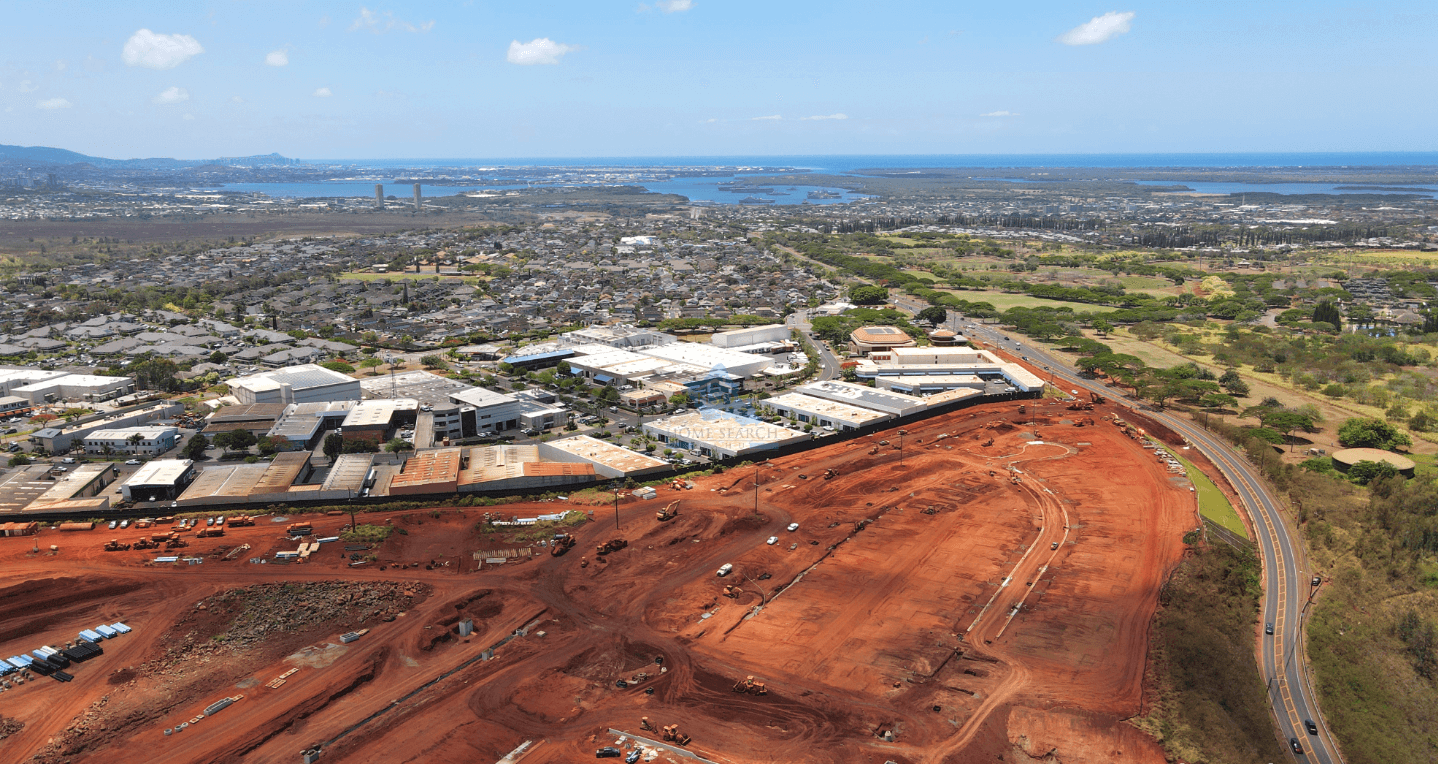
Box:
left=127, top=433, right=144, bottom=454
left=101, top=444, right=113, bottom=461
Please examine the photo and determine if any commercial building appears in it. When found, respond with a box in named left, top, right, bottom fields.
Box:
left=559, top=325, right=676, bottom=350
left=266, top=401, right=356, bottom=451
left=874, top=374, right=985, bottom=395
left=11, top=374, right=134, bottom=404
left=388, top=447, right=463, bottom=496
left=794, top=381, right=931, bottom=417
left=642, top=410, right=808, bottom=459
left=0, top=369, right=65, bottom=398
left=448, top=387, right=522, bottom=436
left=853, top=346, right=1045, bottom=393
left=620, top=389, right=667, bottom=408
left=0, top=396, right=32, bottom=417
left=120, top=459, right=196, bottom=502
left=28, top=464, right=117, bottom=509
left=339, top=399, right=419, bottom=446
left=456, top=444, right=596, bottom=492
left=82, top=427, right=179, bottom=456
left=710, top=324, right=789, bottom=348
left=538, top=435, right=668, bottom=479
left=849, top=326, right=916, bottom=354
left=206, top=403, right=289, bottom=438
left=635, top=343, right=770, bottom=379
left=760, top=392, right=892, bottom=431
left=227, top=364, right=361, bottom=405
left=29, top=401, right=184, bottom=454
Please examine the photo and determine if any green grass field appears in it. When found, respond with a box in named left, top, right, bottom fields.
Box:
left=1171, top=449, right=1248, bottom=538
left=941, top=289, right=1116, bottom=313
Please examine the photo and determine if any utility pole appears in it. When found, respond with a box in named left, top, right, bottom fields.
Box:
left=898, top=429, right=908, bottom=467
left=611, top=480, right=621, bottom=530
left=754, top=460, right=762, bottom=513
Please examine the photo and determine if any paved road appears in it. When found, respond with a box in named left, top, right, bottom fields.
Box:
left=959, top=319, right=1340, bottom=764
left=787, top=310, right=840, bottom=381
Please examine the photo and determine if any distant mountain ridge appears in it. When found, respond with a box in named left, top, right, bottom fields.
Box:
left=0, top=144, right=300, bottom=169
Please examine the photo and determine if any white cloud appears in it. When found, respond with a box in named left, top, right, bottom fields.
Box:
left=19, top=80, right=38, bottom=93
left=313, top=87, right=332, bottom=97
left=507, top=38, right=575, bottom=65
left=641, top=0, right=694, bottom=11
left=350, top=7, right=434, bottom=33
left=979, top=110, right=1018, bottom=117
left=36, top=97, right=72, bottom=110
left=801, top=113, right=848, bottom=121
left=152, top=86, right=189, bottom=104
left=231, top=95, right=245, bottom=103
left=1057, top=11, right=1135, bottom=45
left=750, top=114, right=782, bottom=121
left=122, top=29, right=204, bottom=69
left=265, top=49, right=289, bottom=67
left=183, top=113, right=195, bottom=120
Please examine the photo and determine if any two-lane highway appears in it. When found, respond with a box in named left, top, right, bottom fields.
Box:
left=957, top=317, right=1341, bottom=763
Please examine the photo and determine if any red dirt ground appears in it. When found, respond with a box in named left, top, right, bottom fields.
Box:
left=0, top=399, right=1195, bottom=764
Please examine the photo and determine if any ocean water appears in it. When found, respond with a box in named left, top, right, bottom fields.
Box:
left=208, top=153, right=1438, bottom=204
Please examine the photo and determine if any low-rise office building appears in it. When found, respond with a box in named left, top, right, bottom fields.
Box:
left=854, top=346, right=1045, bottom=393
left=448, top=387, right=522, bottom=436
left=266, top=401, right=356, bottom=451
left=339, top=399, right=419, bottom=446
left=849, top=326, right=916, bottom=354
left=83, top=427, right=178, bottom=456
left=710, top=324, right=789, bottom=348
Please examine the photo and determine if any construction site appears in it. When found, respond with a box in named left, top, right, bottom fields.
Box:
left=0, top=396, right=1201, bottom=764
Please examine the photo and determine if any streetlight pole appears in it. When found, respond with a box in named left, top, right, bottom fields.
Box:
left=898, top=429, right=908, bottom=467
left=754, top=460, right=762, bottom=513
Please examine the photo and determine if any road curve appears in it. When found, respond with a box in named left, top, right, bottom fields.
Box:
left=957, top=318, right=1341, bottom=764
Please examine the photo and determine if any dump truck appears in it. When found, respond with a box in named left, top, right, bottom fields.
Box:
left=550, top=533, right=576, bottom=557
left=596, top=539, right=628, bottom=556
left=196, top=527, right=225, bottom=539
left=656, top=501, right=680, bottom=522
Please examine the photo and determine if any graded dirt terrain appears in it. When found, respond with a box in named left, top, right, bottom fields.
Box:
left=0, top=399, right=1197, bottom=764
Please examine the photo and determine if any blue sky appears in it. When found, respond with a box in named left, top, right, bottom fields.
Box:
left=3, top=1, right=1436, bottom=159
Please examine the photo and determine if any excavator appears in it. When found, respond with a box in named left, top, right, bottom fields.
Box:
left=550, top=533, right=576, bottom=557
left=822, top=468, right=838, bottom=480
left=641, top=717, right=656, bottom=732
left=981, top=437, right=994, bottom=447
left=656, top=501, right=680, bottom=522
left=722, top=585, right=742, bottom=599
left=732, top=675, right=768, bottom=695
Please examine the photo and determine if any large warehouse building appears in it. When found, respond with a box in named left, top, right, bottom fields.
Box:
left=227, top=364, right=362, bottom=405
left=643, top=410, right=808, bottom=459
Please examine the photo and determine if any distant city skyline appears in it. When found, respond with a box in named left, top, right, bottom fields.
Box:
left=4, top=1, right=1436, bottom=159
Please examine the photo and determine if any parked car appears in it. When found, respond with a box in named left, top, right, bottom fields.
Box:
left=125, top=459, right=141, bottom=466
left=766, top=536, right=778, bottom=545
left=716, top=563, right=733, bottom=577
left=787, top=522, right=799, bottom=532
left=596, top=747, right=622, bottom=758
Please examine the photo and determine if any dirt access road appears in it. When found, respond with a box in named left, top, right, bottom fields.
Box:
left=0, top=399, right=1195, bottom=764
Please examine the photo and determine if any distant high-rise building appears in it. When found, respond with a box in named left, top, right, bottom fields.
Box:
left=413, top=183, right=421, bottom=212
left=375, top=184, right=384, bottom=209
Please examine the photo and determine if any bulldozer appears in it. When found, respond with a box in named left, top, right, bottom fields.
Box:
left=662, top=725, right=692, bottom=746
left=1017, top=405, right=1026, bottom=415
left=868, top=445, right=879, bottom=455
left=132, top=537, right=159, bottom=551
left=596, top=538, right=628, bottom=556
left=103, top=539, right=130, bottom=552
left=732, top=675, right=768, bottom=695
left=656, top=501, right=680, bottom=522
left=550, top=533, right=576, bottom=557
left=822, top=468, right=838, bottom=480
left=165, top=535, right=188, bottom=550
